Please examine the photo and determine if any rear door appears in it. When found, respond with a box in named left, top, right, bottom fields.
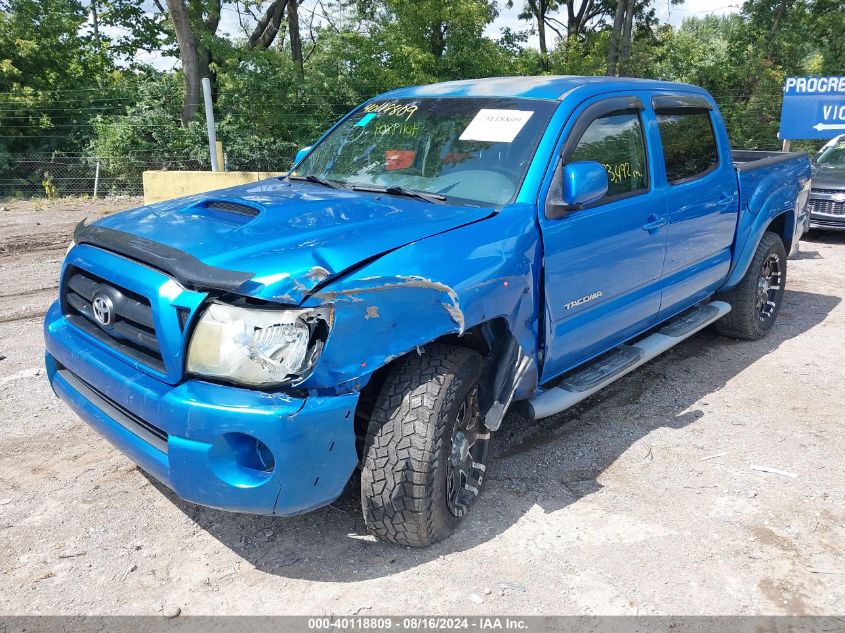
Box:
left=651, top=94, right=739, bottom=317
left=539, top=95, right=668, bottom=382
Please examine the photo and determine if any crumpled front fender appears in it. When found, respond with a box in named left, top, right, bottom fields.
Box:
left=297, top=204, right=542, bottom=393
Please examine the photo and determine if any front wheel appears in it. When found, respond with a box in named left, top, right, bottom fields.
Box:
left=715, top=231, right=787, bottom=340
left=360, top=345, right=492, bottom=547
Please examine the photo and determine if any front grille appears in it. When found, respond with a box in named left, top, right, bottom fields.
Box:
left=61, top=266, right=165, bottom=372
left=808, top=198, right=845, bottom=215
left=176, top=306, right=191, bottom=331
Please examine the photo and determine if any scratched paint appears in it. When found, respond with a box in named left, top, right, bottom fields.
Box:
left=314, top=274, right=464, bottom=331
left=306, top=265, right=331, bottom=282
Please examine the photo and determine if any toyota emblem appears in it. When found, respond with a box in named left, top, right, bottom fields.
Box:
left=92, top=294, right=114, bottom=327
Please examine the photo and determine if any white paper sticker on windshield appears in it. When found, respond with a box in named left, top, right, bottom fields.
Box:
left=459, top=109, right=534, bottom=143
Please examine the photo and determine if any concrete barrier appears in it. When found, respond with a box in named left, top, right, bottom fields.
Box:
left=142, top=170, right=284, bottom=204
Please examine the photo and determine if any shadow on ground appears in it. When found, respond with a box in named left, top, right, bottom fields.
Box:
left=147, top=288, right=839, bottom=582
left=803, top=230, right=845, bottom=247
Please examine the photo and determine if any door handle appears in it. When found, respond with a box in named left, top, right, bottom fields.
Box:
left=642, top=215, right=667, bottom=232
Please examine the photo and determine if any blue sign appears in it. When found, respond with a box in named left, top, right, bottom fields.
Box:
left=780, top=76, right=845, bottom=140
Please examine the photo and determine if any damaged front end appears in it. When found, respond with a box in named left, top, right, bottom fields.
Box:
left=289, top=202, right=544, bottom=431
left=73, top=189, right=543, bottom=422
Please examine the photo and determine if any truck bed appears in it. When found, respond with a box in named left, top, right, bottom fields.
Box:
left=731, top=149, right=812, bottom=255
left=732, top=149, right=808, bottom=172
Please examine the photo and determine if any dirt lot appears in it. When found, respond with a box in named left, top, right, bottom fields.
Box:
left=0, top=198, right=843, bottom=616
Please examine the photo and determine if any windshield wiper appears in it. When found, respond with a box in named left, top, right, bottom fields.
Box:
left=350, top=184, right=446, bottom=204
left=288, top=174, right=347, bottom=189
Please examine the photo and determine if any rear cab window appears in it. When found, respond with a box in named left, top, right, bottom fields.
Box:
left=655, top=107, right=719, bottom=183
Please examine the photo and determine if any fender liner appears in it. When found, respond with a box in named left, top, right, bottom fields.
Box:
left=477, top=330, right=536, bottom=432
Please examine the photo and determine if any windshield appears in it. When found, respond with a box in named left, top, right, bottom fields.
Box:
left=816, top=138, right=845, bottom=165
left=293, top=97, right=557, bottom=206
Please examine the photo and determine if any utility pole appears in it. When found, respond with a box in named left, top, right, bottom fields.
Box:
left=202, top=78, right=220, bottom=172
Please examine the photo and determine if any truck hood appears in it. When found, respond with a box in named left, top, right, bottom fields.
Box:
left=811, top=163, right=845, bottom=190
left=94, top=178, right=493, bottom=303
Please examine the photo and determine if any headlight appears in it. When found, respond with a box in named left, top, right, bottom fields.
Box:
left=186, top=303, right=331, bottom=387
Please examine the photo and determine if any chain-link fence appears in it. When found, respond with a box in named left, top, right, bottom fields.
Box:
left=0, top=155, right=216, bottom=199
left=0, top=151, right=303, bottom=199
left=0, top=104, right=823, bottom=201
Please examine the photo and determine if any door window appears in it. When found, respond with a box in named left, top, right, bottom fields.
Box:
left=656, top=108, right=719, bottom=183
left=567, top=110, right=648, bottom=200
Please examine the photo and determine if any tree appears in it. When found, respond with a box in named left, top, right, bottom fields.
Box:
left=381, top=0, right=499, bottom=59
left=507, top=0, right=559, bottom=56
left=619, top=0, right=634, bottom=73
left=806, top=0, right=845, bottom=72
left=96, top=0, right=170, bottom=58
left=6, top=0, right=844, bottom=189
left=606, top=0, right=635, bottom=75
left=606, top=0, right=624, bottom=74
left=166, top=0, right=203, bottom=125
left=248, top=0, right=288, bottom=49
left=0, top=0, right=116, bottom=155
left=562, top=0, right=615, bottom=41
left=165, top=0, right=309, bottom=123
left=606, top=0, right=683, bottom=75
left=288, top=0, right=304, bottom=75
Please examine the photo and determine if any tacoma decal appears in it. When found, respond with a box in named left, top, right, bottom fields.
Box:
left=564, top=290, right=603, bottom=310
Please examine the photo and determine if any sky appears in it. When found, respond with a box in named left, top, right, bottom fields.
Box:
left=133, top=0, right=742, bottom=70
left=483, top=0, right=741, bottom=48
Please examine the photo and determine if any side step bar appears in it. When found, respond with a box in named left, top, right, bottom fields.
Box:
left=517, top=301, right=731, bottom=420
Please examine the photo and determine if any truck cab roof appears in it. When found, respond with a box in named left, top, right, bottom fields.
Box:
left=382, top=75, right=706, bottom=102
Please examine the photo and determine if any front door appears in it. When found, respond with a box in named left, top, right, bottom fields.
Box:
left=539, top=96, right=668, bottom=383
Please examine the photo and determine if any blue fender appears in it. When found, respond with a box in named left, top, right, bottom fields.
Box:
left=297, top=204, right=542, bottom=395
left=721, top=157, right=811, bottom=291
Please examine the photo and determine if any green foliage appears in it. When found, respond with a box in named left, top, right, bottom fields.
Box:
left=2, top=0, right=845, bottom=191
left=0, top=0, right=114, bottom=154
left=547, top=31, right=610, bottom=75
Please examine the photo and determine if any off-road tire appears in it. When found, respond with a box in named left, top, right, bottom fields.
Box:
left=360, top=344, right=488, bottom=547
left=715, top=231, right=787, bottom=340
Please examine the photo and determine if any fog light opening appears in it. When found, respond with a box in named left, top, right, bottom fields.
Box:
left=208, top=432, right=276, bottom=488
left=254, top=438, right=275, bottom=472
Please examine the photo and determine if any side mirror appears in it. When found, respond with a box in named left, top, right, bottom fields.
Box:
left=293, top=146, right=312, bottom=166
left=562, top=161, right=608, bottom=208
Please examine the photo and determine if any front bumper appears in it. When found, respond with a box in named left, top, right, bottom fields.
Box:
left=44, top=301, right=359, bottom=516
left=810, top=214, right=845, bottom=231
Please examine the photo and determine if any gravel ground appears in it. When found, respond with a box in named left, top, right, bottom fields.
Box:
left=0, top=198, right=843, bottom=616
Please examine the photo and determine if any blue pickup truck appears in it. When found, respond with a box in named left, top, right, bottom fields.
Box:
left=45, top=76, right=811, bottom=547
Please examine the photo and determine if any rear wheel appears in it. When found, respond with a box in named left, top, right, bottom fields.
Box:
left=360, top=345, right=492, bottom=547
left=715, top=231, right=787, bottom=340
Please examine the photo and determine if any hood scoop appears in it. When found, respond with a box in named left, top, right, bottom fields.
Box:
left=184, top=199, right=262, bottom=225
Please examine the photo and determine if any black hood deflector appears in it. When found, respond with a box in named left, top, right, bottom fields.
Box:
left=73, top=220, right=255, bottom=292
